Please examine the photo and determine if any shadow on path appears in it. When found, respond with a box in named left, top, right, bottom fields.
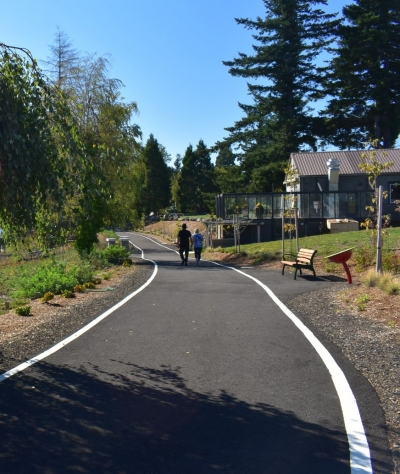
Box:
left=0, top=360, right=385, bottom=474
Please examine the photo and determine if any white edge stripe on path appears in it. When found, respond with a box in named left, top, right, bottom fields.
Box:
left=134, top=234, right=373, bottom=474
left=211, top=259, right=373, bottom=474
left=0, top=244, right=157, bottom=383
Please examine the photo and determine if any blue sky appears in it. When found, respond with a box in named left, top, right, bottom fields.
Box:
left=1, top=0, right=347, bottom=161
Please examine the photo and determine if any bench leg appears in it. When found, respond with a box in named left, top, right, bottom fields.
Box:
left=312, top=267, right=317, bottom=280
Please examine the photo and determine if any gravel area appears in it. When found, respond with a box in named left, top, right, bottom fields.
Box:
left=286, top=284, right=400, bottom=474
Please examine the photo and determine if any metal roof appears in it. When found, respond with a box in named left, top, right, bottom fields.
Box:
left=290, top=149, right=400, bottom=176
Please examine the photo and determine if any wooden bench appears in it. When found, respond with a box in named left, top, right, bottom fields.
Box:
left=281, top=248, right=317, bottom=280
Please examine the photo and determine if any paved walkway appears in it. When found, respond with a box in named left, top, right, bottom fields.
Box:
left=0, top=233, right=392, bottom=473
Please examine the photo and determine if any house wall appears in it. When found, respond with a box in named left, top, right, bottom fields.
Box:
left=299, top=175, right=370, bottom=192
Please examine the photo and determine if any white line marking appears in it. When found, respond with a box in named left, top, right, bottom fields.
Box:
left=0, top=245, right=157, bottom=383
left=134, top=234, right=373, bottom=474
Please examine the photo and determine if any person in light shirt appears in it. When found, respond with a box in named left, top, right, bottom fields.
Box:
left=192, top=228, right=204, bottom=266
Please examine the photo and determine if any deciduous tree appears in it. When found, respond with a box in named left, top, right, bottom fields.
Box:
left=0, top=43, right=92, bottom=247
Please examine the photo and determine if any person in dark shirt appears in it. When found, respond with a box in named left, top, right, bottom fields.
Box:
left=177, top=223, right=193, bottom=266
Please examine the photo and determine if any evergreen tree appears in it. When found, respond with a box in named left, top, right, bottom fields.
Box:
left=178, top=141, right=217, bottom=213
left=324, top=0, right=400, bottom=148
left=248, top=162, right=287, bottom=192
left=214, top=165, right=248, bottom=193
left=140, top=134, right=171, bottom=215
left=177, top=145, right=197, bottom=213
left=215, top=143, right=236, bottom=167
left=171, top=154, right=182, bottom=211
left=218, top=0, right=338, bottom=172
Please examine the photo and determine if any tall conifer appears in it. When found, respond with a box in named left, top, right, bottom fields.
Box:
left=324, top=0, right=400, bottom=148
left=218, top=0, right=338, bottom=177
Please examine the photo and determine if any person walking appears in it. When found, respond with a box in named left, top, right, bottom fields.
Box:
left=193, top=228, right=204, bottom=265
left=177, top=223, right=193, bottom=266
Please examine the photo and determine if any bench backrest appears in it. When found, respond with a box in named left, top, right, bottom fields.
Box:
left=296, top=248, right=317, bottom=264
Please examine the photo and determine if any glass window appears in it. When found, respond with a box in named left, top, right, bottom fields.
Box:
left=322, top=193, right=337, bottom=218
left=310, top=194, right=322, bottom=217
left=390, top=183, right=400, bottom=203
left=224, top=196, right=236, bottom=219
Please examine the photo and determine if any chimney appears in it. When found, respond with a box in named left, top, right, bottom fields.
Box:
left=327, top=157, right=340, bottom=191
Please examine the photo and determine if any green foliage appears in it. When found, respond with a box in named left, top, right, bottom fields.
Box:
left=101, top=272, right=113, bottom=280
left=354, top=245, right=375, bottom=272
left=11, top=260, right=94, bottom=299
left=131, top=134, right=171, bottom=217
left=356, top=294, right=370, bottom=311
left=382, top=251, right=400, bottom=274
left=61, top=289, right=74, bottom=298
left=101, top=245, right=130, bottom=264
left=101, top=230, right=118, bottom=239
left=83, top=282, right=96, bottom=289
left=74, top=284, right=85, bottom=293
left=324, top=0, right=400, bottom=148
left=79, top=248, right=109, bottom=270
left=178, top=141, right=217, bottom=213
left=214, top=165, right=248, bottom=194
left=15, top=306, right=31, bottom=316
left=0, top=43, right=93, bottom=248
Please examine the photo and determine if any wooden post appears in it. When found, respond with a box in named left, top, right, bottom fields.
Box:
left=295, top=208, right=299, bottom=253
left=376, top=185, right=383, bottom=273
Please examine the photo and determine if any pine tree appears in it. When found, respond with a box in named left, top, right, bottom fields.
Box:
left=218, top=0, right=339, bottom=172
left=324, top=0, right=400, bottom=148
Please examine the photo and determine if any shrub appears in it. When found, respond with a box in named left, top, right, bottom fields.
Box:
left=362, top=270, right=380, bottom=287
left=382, top=251, right=400, bottom=274
left=12, top=260, right=94, bottom=299
left=82, top=248, right=108, bottom=269
left=384, top=280, right=400, bottom=295
left=356, top=294, right=370, bottom=311
left=101, top=246, right=130, bottom=264
left=377, top=272, right=396, bottom=291
left=61, top=289, right=74, bottom=298
left=354, top=245, right=375, bottom=272
left=83, top=282, right=96, bottom=289
left=122, top=258, right=132, bottom=267
left=74, top=284, right=85, bottom=293
left=15, top=306, right=31, bottom=316
left=41, top=292, right=55, bottom=303
left=376, top=272, right=400, bottom=295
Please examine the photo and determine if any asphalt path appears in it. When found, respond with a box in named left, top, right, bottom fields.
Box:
left=0, top=232, right=393, bottom=473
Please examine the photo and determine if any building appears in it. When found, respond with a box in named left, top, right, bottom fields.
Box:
left=214, top=149, right=400, bottom=245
